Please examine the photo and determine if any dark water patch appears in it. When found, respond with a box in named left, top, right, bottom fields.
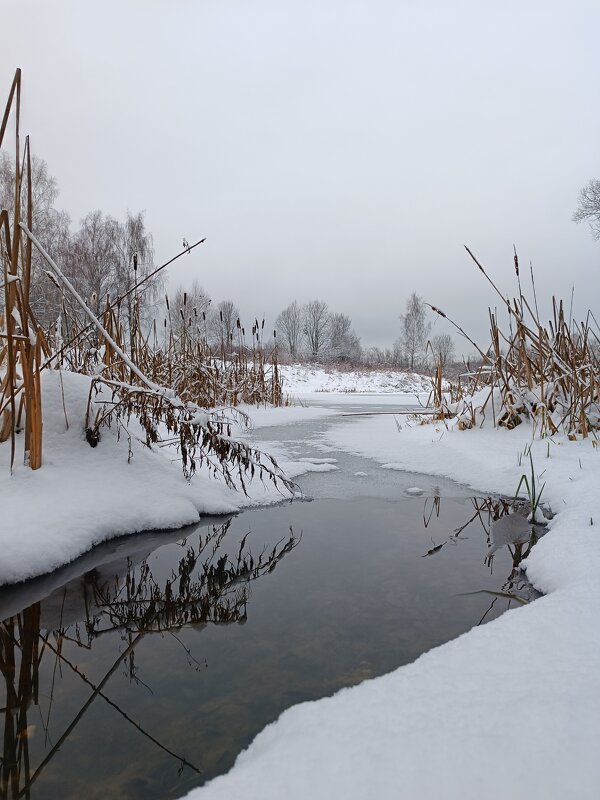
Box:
left=0, top=496, right=540, bottom=799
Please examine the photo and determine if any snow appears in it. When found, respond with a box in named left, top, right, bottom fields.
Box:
left=0, top=371, right=339, bottom=586
left=279, top=363, right=432, bottom=396
left=183, top=404, right=600, bottom=800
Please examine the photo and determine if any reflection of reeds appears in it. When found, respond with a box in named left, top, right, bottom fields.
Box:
left=420, top=496, right=539, bottom=609
left=85, top=522, right=299, bottom=637
left=0, top=603, right=41, bottom=799
left=0, top=522, right=299, bottom=795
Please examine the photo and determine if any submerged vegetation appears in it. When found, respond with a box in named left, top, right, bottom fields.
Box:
left=0, top=70, right=287, bottom=491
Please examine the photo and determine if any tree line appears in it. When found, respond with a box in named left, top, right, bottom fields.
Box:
left=0, top=152, right=160, bottom=333
left=273, top=293, right=454, bottom=369
left=1, top=153, right=456, bottom=371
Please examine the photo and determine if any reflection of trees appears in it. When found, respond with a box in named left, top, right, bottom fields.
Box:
left=0, top=522, right=299, bottom=799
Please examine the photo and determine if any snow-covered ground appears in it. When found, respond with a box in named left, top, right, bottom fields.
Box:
left=279, top=363, right=432, bottom=395
left=182, top=409, right=600, bottom=799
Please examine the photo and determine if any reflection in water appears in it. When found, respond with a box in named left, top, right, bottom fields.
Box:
left=421, top=495, right=544, bottom=621
left=0, top=496, right=544, bottom=799
left=0, top=521, right=298, bottom=799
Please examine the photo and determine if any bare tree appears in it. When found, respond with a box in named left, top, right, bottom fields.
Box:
left=0, top=152, right=70, bottom=324
left=400, top=292, right=431, bottom=370
left=1, top=153, right=161, bottom=347
left=64, top=210, right=157, bottom=325
left=169, top=281, right=211, bottom=343
left=430, top=333, right=455, bottom=369
left=302, top=300, right=330, bottom=359
left=573, top=179, right=600, bottom=239
left=209, top=299, right=240, bottom=346
left=63, top=210, right=120, bottom=316
left=275, top=301, right=303, bottom=359
left=327, top=312, right=361, bottom=363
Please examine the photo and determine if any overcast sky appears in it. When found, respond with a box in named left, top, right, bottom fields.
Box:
left=2, top=0, right=600, bottom=352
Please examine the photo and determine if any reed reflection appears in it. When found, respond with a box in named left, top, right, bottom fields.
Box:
left=0, top=521, right=299, bottom=799
left=420, top=495, right=545, bottom=617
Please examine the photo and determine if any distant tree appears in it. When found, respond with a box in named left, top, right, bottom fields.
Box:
left=0, top=152, right=70, bottom=324
left=112, top=210, right=158, bottom=341
left=210, top=299, right=240, bottom=346
left=64, top=210, right=120, bottom=316
left=327, top=312, right=362, bottom=363
left=276, top=301, right=303, bottom=359
left=0, top=154, right=158, bottom=335
left=63, top=209, right=158, bottom=329
left=169, top=281, right=211, bottom=343
left=400, top=292, right=431, bottom=370
left=573, top=179, right=600, bottom=239
left=302, top=300, right=330, bottom=358
left=430, top=333, right=455, bottom=369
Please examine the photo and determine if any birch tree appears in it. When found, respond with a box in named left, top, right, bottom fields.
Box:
left=400, top=292, right=431, bottom=370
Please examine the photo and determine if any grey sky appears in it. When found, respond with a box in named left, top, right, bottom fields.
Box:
left=3, top=0, right=600, bottom=353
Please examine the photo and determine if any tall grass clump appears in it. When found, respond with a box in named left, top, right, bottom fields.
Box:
left=427, top=246, right=600, bottom=439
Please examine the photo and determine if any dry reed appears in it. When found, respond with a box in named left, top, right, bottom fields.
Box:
left=1, top=69, right=288, bottom=495
left=427, top=247, right=600, bottom=438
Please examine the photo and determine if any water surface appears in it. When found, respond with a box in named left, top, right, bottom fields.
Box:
left=0, top=493, right=537, bottom=799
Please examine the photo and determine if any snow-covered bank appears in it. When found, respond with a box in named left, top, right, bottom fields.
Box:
left=280, top=363, right=431, bottom=395
left=0, top=371, right=337, bottom=586
left=184, top=413, right=600, bottom=800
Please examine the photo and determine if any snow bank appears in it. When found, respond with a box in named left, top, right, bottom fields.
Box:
left=184, top=413, right=600, bottom=800
left=0, top=371, right=337, bottom=585
left=280, top=363, right=431, bottom=395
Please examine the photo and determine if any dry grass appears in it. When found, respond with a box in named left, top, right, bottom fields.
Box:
left=427, top=247, right=600, bottom=438
left=1, top=69, right=288, bottom=493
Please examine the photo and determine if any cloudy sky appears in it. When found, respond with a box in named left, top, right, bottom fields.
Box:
left=2, top=0, right=600, bottom=352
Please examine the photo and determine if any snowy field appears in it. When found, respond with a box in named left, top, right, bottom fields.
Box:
left=279, top=363, right=432, bottom=395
